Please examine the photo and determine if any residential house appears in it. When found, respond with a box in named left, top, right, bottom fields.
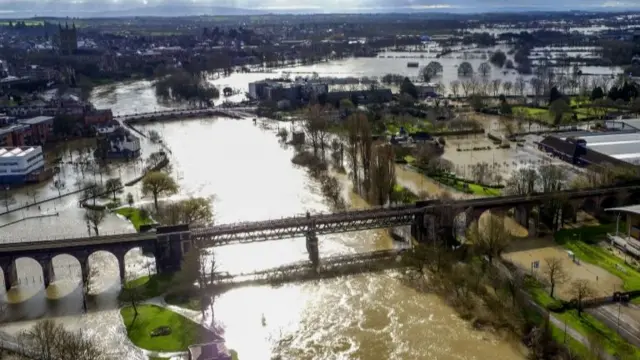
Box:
left=96, top=127, right=141, bottom=160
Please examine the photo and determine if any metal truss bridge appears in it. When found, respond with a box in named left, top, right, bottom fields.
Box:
left=213, top=249, right=404, bottom=288
left=191, top=205, right=421, bottom=246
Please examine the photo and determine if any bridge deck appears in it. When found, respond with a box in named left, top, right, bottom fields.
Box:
left=0, top=185, right=637, bottom=251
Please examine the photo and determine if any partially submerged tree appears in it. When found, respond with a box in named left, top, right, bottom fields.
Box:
left=84, top=209, right=106, bottom=236
left=141, top=171, right=179, bottom=211
left=104, top=178, right=123, bottom=201
left=18, top=319, right=106, bottom=360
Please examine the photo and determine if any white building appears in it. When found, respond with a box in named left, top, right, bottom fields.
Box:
left=0, top=146, right=45, bottom=185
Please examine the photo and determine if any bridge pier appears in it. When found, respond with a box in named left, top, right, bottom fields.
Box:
left=2, top=262, right=15, bottom=291
left=79, top=257, right=89, bottom=288
left=306, top=231, right=319, bottom=269
left=514, top=205, right=530, bottom=229
left=39, top=259, right=55, bottom=288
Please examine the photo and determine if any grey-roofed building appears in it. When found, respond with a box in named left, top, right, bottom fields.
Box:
left=560, top=132, right=640, bottom=165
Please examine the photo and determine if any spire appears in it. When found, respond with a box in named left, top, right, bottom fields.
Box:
left=65, top=22, right=69, bottom=29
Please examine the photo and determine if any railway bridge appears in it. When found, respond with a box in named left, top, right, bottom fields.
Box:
left=0, top=185, right=637, bottom=291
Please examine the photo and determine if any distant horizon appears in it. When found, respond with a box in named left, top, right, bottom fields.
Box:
left=0, top=1, right=640, bottom=19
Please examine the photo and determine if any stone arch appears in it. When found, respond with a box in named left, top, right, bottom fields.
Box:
left=622, top=192, right=640, bottom=207
left=87, top=250, right=123, bottom=293
left=50, top=253, right=82, bottom=287
left=600, top=196, right=620, bottom=212
left=581, top=198, right=597, bottom=215
left=124, top=247, right=157, bottom=280
left=11, top=257, right=44, bottom=291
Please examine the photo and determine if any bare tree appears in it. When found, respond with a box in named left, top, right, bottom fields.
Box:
left=121, top=275, right=142, bottom=318
left=104, top=178, right=123, bottom=201
left=450, top=80, right=460, bottom=98
left=502, top=80, right=513, bottom=96
left=490, top=79, right=502, bottom=97
left=0, top=190, right=15, bottom=212
left=25, top=188, right=38, bottom=205
left=542, top=257, right=569, bottom=298
left=505, top=168, right=539, bottom=195
left=569, top=279, right=596, bottom=316
left=514, top=77, right=526, bottom=98
left=158, top=197, right=214, bottom=226
left=84, top=209, right=106, bottom=236
left=467, top=215, right=511, bottom=265
left=538, top=163, right=564, bottom=193
left=18, top=319, right=106, bottom=360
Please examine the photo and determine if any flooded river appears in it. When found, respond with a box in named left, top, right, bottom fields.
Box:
left=0, top=75, right=527, bottom=359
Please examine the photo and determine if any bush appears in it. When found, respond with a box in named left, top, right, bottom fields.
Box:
left=546, top=300, right=565, bottom=312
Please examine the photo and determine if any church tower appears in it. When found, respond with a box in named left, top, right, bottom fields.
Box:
left=58, top=22, right=78, bottom=55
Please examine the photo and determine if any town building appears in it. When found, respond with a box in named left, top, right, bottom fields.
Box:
left=96, top=127, right=141, bottom=160
left=537, top=130, right=640, bottom=169
left=0, top=146, right=49, bottom=185
left=18, top=116, right=54, bottom=145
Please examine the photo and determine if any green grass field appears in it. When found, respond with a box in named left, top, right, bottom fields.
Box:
left=115, top=207, right=154, bottom=231
left=120, top=304, right=210, bottom=352
left=525, top=277, right=639, bottom=357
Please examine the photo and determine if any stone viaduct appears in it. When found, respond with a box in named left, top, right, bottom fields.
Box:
left=0, top=185, right=637, bottom=292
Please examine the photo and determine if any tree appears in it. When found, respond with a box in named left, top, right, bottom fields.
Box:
left=549, top=99, right=572, bottom=125
left=538, top=163, right=564, bottom=193
left=145, top=151, right=166, bottom=170
left=0, top=190, right=15, bottom=212
left=173, top=246, right=218, bottom=318
left=25, top=188, right=38, bottom=204
left=104, top=178, right=122, bottom=201
left=400, top=77, right=418, bottom=99
left=502, top=80, right=513, bottom=96
left=569, top=279, right=596, bottom=316
left=369, top=144, right=395, bottom=206
left=514, top=76, right=526, bottom=97
left=84, top=209, right=106, bottom=236
left=420, top=61, right=443, bottom=82
left=304, top=104, right=330, bottom=158
left=467, top=215, right=511, bottom=265
left=450, top=80, right=461, bottom=97
left=490, top=50, right=507, bottom=68
left=458, top=61, right=474, bottom=77
left=159, top=197, right=214, bottom=226
left=542, top=257, right=568, bottom=298
left=82, top=182, right=104, bottom=206
left=126, top=192, right=134, bottom=207
left=490, top=79, right=502, bottom=97
left=121, top=279, right=142, bottom=318
left=141, top=171, right=179, bottom=211
left=478, top=62, right=491, bottom=78
left=505, top=168, right=539, bottom=195
left=18, top=320, right=105, bottom=360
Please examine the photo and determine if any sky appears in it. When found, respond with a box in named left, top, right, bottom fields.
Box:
left=1, top=0, right=640, bottom=16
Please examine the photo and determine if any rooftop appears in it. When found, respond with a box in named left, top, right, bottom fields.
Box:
left=0, top=147, right=37, bottom=158
left=19, top=116, right=54, bottom=126
left=555, top=131, right=640, bottom=165
left=606, top=204, right=640, bottom=216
